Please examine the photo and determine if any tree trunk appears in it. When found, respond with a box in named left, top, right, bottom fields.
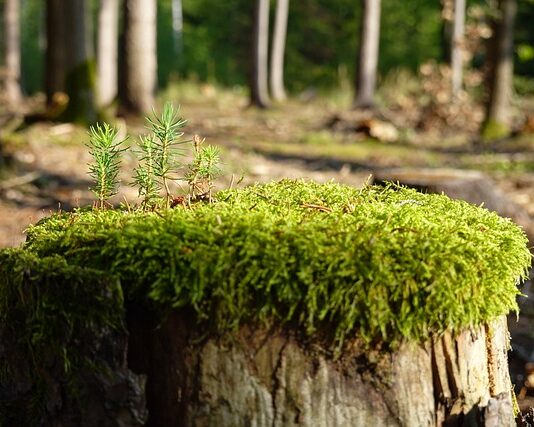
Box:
left=172, top=0, right=183, bottom=58
left=62, top=0, right=97, bottom=123
left=120, top=0, right=157, bottom=115
left=128, top=311, right=516, bottom=426
left=45, top=0, right=66, bottom=106
left=440, top=0, right=453, bottom=64
left=269, top=0, right=289, bottom=102
left=450, top=0, right=466, bottom=98
left=97, top=0, right=119, bottom=107
left=354, top=0, right=381, bottom=109
left=250, top=0, right=270, bottom=108
left=3, top=0, right=22, bottom=108
left=482, top=0, right=517, bottom=140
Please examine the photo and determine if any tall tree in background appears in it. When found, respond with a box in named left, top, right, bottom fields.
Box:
left=450, top=0, right=466, bottom=98
left=250, top=0, right=270, bottom=108
left=3, top=0, right=22, bottom=107
left=62, top=0, right=97, bottom=122
left=482, top=0, right=517, bottom=139
left=172, top=0, right=183, bottom=59
left=45, top=0, right=66, bottom=106
left=97, top=0, right=119, bottom=107
left=120, top=0, right=157, bottom=115
left=354, top=0, right=381, bottom=108
left=269, top=0, right=289, bottom=102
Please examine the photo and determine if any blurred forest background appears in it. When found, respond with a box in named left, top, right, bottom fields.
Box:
left=1, top=0, right=534, bottom=412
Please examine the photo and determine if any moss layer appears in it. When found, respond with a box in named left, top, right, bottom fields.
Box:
left=2, top=180, right=531, bottom=349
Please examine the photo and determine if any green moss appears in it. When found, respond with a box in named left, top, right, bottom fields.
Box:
left=4, top=179, right=529, bottom=351
left=62, top=60, right=97, bottom=124
left=0, top=250, right=124, bottom=423
left=481, top=119, right=511, bottom=142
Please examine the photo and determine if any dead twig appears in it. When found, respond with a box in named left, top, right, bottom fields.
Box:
left=300, top=203, right=333, bottom=213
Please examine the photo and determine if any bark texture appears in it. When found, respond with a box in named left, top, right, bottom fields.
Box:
left=269, top=0, right=289, bottom=102
left=250, top=0, right=270, bottom=108
left=483, top=0, right=517, bottom=138
left=3, top=0, right=22, bottom=107
left=354, top=0, right=381, bottom=109
left=62, top=0, right=97, bottom=123
left=128, top=310, right=515, bottom=426
left=97, top=0, right=119, bottom=107
left=0, top=285, right=147, bottom=426
left=45, top=0, right=66, bottom=105
left=121, top=0, right=157, bottom=115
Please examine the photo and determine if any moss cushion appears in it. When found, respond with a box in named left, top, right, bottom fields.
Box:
left=1, top=179, right=531, bottom=349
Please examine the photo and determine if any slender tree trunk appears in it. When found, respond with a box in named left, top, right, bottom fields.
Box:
left=120, top=0, right=157, bottom=115
left=269, top=0, right=289, bottom=102
left=3, top=0, right=22, bottom=107
left=172, top=0, right=183, bottom=58
left=354, top=0, right=381, bottom=109
left=440, top=0, right=453, bottom=64
left=482, top=0, right=517, bottom=139
left=451, top=0, right=465, bottom=98
left=45, top=0, right=66, bottom=106
left=62, top=0, right=97, bottom=123
left=250, top=0, right=270, bottom=108
left=97, top=0, right=119, bottom=107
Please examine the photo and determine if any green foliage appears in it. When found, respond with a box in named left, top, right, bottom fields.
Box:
left=87, top=123, right=125, bottom=208
left=187, top=135, right=221, bottom=201
left=133, top=135, right=159, bottom=207
left=17, top=0, right=534, bottom=96
left=16, top=180, right=531, bottom=352
left=145, top=102, right=187, bottom=204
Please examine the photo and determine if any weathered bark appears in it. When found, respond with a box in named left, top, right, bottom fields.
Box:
left=120, top=0, right=157, bottom=115
left=62, top=0, right=97, bottom=123
left=450, top=0, right=466, bottom=98
left=0, top=276, right=147, bottom=426
left=482, top=0, right=517, bottom=139
left=3, top=0, right=22, bottom=107
left=128, top=310, right=515, bottom=426
left=45, top=0, right=66, bottom=106
left=97, top=0, right=119, bottom=107
left=269, top=0, right=289, bottom=102
left=354, top=0, right=381, bottom=109
left=250, top=0, right=270, bottom=108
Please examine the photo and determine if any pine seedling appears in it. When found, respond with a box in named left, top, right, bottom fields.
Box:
left=87, top=123, right=125, bottom=209
left=132, top=135, right=159, bottom=208
left=145, top=103, right=187, bottom=206
left=187, top=134, right=221, bottom=202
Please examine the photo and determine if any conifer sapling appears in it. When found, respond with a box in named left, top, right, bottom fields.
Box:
left=145, top=103, right=187, bottom=206
left=132, top=135, right=159, bottom=208
left=87, top=123, right=125, bottom=208
left=187, top=134, right=221, bottom=202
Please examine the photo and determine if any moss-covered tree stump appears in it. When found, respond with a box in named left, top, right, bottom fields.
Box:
left=0, top=180, right=531, bottom=426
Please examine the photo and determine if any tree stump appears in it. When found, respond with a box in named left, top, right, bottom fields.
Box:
left=1, top=180, right=530, bottom=426
left=128, top=311, right=515, bottom=427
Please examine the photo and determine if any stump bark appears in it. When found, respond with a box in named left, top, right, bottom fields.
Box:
left=128, top=310, right=515, bottom=426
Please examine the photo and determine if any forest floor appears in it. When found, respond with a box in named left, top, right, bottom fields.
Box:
left=1, top=83, right=534, bottom=408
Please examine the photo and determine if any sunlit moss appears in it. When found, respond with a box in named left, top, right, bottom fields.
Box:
left=4, top=179, right=530, bottom=350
